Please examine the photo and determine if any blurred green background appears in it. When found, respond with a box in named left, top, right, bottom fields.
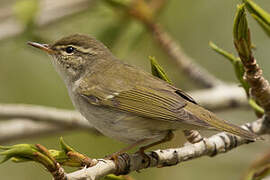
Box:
left=0, top=0, right=270, bottom=179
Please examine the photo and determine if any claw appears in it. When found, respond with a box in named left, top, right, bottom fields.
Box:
left=105, top=153, right=121, bottom=174
left=137, top=147, right=151, bottom=167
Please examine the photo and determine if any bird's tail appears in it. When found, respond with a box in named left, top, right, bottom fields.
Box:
left=185, top=103, right=261, bottom=141
left=204, top=115, right=260, bottom=141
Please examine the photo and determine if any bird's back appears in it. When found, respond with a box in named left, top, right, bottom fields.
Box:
left=78, top=59, right=259, bottom=141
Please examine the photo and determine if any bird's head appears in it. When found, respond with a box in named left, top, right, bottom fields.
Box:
left=28, top=34, right=113, bottom=81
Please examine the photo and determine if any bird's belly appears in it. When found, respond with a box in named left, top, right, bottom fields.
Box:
left=70, top=93, right=177, bottom=144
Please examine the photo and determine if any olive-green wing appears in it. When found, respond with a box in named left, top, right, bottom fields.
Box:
left=77, top=83, right=210, bottom=127
left=76, top=60, right=259, bottom=140
left=103, top=87, right=187, bottom=121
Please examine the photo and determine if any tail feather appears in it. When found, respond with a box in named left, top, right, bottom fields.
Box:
left=206, top=117, right=260, bottom=140
left=185, top=102, right=261, bottom=140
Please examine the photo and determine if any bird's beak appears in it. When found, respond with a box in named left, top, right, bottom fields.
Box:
left=27, top=42, right=54, bottom=54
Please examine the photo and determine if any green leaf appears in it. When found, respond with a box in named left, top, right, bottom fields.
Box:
left=234, top=4, right=249, bottom=42
left=0, top=142, right=89, bottom=168
left=149, top=56, right=172, bottom=83
left=232, top=3, right=264, bottom=115
left=233, top=4, right=252, bottom=62
left=244, top=0, right=270, bottom=37
left=59, top=137, right=94, bottom=167
left=49, top=149, right=82, bottom=167
left=209, top=42, right=263, bottom=114
left=0, top=143, right=57, bottom=170
left=209, top=42, right=250, bottom=93
left=244, top=0, right=270, bottom=24
left=60, top=137, right=75, bottom=153
left=0, top=144, right=38, bottom=164
left=248, top=98, right=265, bottom=115
left=252, top=14, right=270, bottom=37
left=209, top=41, right=238, bottom=63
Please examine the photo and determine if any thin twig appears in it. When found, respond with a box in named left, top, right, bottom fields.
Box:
left=190, top=84, right=248, bottom=110
left=128, top=1, right=223, bottom=88
left=1, top=0, right=220, bottom=88
left=241, top=53, right=270, bottom=115
left=0, top=104, right=99, bottom=144
left=0, top=104, right=91, bottom=128
left=233, top=5, right=270, bottom=116
left=66, top=116, right=270, bottom=180
left=147, top=23, right=223, bottom=88
left=0, top=119, right=89, bottom=144
left=235, top=35, right=270, bottom=116
left=0, top=0, right=94, bottom=41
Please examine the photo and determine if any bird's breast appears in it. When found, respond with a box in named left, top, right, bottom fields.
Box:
left=68, top=87, right=177, bottom=144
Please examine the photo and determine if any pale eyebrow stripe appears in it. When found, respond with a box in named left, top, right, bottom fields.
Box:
left=55, top=45, right=98, bottom=55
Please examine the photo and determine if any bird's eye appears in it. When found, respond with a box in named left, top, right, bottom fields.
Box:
left=65, top=46, right=75, bottom=54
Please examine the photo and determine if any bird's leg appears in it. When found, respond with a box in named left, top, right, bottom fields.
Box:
left=106, top=131, right=174, bottom=173
left=138, top=131, right=175, bottom=166
left=106, top=138, right=150, bottom=160
left=139, top=131, right=174, bottom=153
left=183, top=130, right=203, bottom=144
left=106, top=139, right=150, bottom=175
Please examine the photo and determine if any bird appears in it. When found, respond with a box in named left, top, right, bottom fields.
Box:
left=28, top=34, right=259, bottom=155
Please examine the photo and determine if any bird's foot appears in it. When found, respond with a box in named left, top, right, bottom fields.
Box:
left=136, top=147, right=151, bottom=169
left=183, top=130, right=203, bottom=144
left=105, top=152, right=128, bottom=175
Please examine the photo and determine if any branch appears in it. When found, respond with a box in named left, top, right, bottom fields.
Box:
left=2, top=0, right=221, bottom=88
left=145, top=23, right=223, bottom=88
left=0, top=119, right=86, bottom=144
left=0, top=86, right=248, bottom=121
left=0, top=104, right=99, bottom=144
left=0, top=85, right=249, bottom=144
left=0, top=104, right=91, bottom=128
left=0, top=0, right=93, bottom=41
left=243, top=54, right=270, bottom=115
left=233, top=5, right=270, bottom=116
left=127, top=1, right=223, bottom=88
left=190, top=84, right=248, bottom=110
left=66, top=116, right=270, bottom=180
